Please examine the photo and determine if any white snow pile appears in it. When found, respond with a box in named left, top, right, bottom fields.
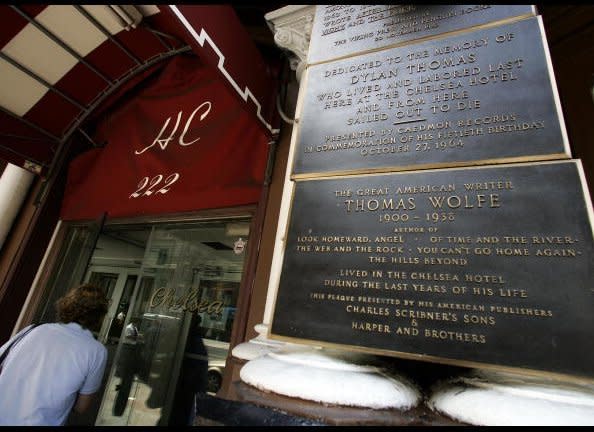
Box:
left=232, top=339, right=285, bottom=361
left=239, top=346, right=421, bottom=410
left=428, top=370, right=594, bottom=426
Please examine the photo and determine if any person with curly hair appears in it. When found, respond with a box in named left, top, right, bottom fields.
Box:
left=0, top=283, right=109, bottom=425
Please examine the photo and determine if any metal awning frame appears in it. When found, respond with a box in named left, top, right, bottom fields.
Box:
left=2, top=5, right=191, bottom=175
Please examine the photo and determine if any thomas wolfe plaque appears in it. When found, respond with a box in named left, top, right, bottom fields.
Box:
left=270, top=160, right=594, bottom=379
left=294, top=17, right=569, bottom=178
left=308, top=5, right=535, bottom=64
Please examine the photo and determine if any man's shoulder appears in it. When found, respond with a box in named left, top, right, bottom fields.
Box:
left=55, top=323, right=107, bottom=353
left=79, top=334, right=108, bottom=365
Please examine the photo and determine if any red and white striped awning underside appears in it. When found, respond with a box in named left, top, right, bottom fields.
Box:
left=0, top=4, right=278, bottom=176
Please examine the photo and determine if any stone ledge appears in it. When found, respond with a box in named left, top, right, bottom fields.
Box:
left=194, top=391, right=325, bottom=426
left=226, top=380, right=466, bottom=426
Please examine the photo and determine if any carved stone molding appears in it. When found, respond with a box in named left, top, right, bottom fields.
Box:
left=265, top=5, right=316, bottom=81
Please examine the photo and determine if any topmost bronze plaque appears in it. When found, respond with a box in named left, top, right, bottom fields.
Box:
left=308, top=5, right=536, bottom=65
left=293, top=17, right=570, bottom=178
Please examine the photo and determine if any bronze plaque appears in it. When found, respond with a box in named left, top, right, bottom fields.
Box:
left=294, top=17, right=569, bottom=178
left=308, top=5, right=535, bottom=64
left=271, top=161, right=594, bottom=380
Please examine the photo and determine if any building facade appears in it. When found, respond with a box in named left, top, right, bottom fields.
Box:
left=1, top=4, right=594, bottom=426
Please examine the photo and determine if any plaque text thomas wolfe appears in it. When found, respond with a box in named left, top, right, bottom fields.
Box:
left=272, top=161, right=594, bottom=380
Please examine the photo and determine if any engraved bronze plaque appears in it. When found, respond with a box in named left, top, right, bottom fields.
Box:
left=294, top=17, right=569, bottom=178
left=308, top=5, right=535, bottom=65
left=271, top=161, right=594, bottom=379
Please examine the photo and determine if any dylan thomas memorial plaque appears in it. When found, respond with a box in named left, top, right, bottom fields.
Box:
left=293, top=17, right=569, bottom=178
left=308, top=5, right=535, bottom=64
left=270, top=161, right=594, bottom=379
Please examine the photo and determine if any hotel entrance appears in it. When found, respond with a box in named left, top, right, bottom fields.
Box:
left=31, top=217, right=251, bottom=426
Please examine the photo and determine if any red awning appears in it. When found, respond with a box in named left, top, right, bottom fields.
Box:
left=60, top=54, right=270, bottom=220
left=0, top=5, right=279, bottom=176
left=162, top=5, right=279, bottom=136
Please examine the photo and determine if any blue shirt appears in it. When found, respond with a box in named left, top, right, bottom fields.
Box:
left=0, top=322, right=107, bottom=425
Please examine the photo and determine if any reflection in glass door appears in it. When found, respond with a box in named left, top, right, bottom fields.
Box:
left=83, top=219, right=250, bottom=426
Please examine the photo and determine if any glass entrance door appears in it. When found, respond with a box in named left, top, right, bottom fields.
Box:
left=34, top=217, right=251, bottom=426
left=82, top=219, right=251, bottom=426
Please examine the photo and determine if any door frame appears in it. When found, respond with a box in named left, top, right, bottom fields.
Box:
left=84, top=266, right=140, bottom=344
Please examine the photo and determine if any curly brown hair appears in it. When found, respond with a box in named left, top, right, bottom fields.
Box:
left=55, top=283, right=109, bottom=331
